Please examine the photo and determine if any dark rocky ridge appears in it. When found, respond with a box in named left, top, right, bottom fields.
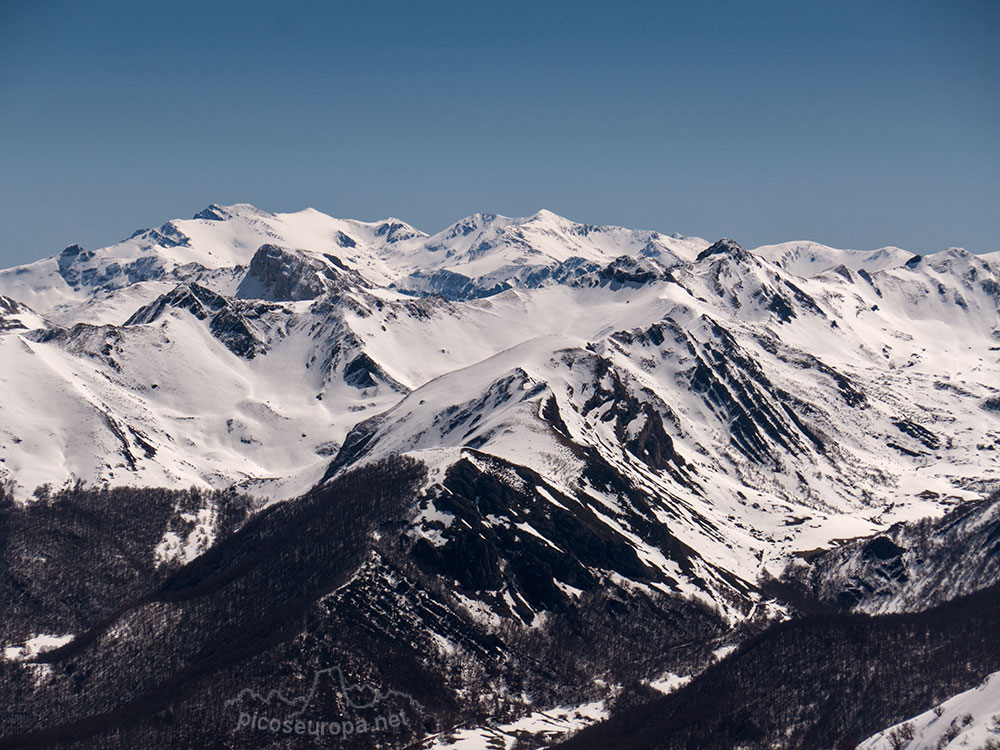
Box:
left=125, top=282, right=273, bottom=358
left=236, top=243, right=362, bottom=301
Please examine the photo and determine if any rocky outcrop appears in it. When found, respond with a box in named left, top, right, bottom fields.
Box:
left=126, top=283, right=268, bottom=358
left=236, top=244, right=334, bottom=301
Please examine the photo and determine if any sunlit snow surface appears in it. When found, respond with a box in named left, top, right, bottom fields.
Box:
left=2, top=633, right=74, bottom=662
left=424, top=699, right=608, bottom=750
left=859, top=671, right=1000, bottom=750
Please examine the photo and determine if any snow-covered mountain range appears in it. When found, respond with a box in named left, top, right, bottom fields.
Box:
left=2, top=205, right=997, bottom=577
left=1, top=203, right=998, bottom=748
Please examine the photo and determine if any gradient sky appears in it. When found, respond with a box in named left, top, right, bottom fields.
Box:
left=1, top=0, right=997, bottom=266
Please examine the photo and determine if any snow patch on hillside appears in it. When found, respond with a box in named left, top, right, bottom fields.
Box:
left=859, top=671, right=1000, bottom=750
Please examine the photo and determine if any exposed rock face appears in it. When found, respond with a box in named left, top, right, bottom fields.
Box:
left=236, top=244, right=333, bottom=301
left=0, top=296, right=29, bottom=331
left=393, top=268, right=511, bottom=300
left=696, top=237, right=746, bottom=262
left=126, top=282, right=225, bottom=325
left=56, top=242, right=166, bottom=289
left=193, top=204, right=228, bottom=221
left=580, top=355, right=685, bottom=472
left=781, top=492, right=1000, bottom=615
left=342, top=352, right=404, bottom=391
left=126, top=283, right=267, bottom=358
left=596, top=256, right=673, bottom=287
left=374, top=220, right=422, bottom=243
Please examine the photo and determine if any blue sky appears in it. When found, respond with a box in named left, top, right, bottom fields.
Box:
left=1, top=0, right=997, bottom=266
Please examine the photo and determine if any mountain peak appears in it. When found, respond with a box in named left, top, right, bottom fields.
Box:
left=59, top=243, right=88, bottom=258
left=530, top=208, right=563, bottom=222
left=696, top=237, right=746, bottom=262
left=193, top=204, right=227, bottom=221
left=192, top=203, right=270, bottom=222
left=939, top=246, right=971, bottom=259
left=921, top=246, right=980, bottom=274
left=373, top=218, right=423, bottom=243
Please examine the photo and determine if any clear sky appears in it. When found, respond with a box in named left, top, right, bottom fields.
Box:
left=1, top=0, right=997, bottom=266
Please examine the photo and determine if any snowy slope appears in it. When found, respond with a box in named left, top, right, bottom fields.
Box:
left=859, top=671, right=1000, bottom=750
left=424, top=699, right=608, bottom=749
left=752, top=240, right=915, bottom=277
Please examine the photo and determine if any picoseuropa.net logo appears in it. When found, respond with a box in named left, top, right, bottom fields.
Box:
left=225, top=665, right=424, bottom=741
left=235, top=708, right=411, bottom=740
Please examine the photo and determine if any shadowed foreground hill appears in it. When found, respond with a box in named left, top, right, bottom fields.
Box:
left=0, top=457, right=430, bottom=749
left=0, top=453, right=726, bottom=750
